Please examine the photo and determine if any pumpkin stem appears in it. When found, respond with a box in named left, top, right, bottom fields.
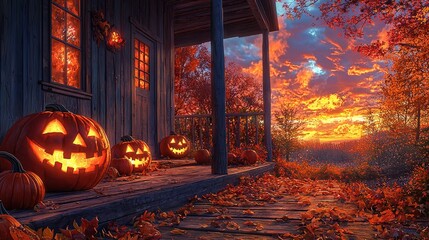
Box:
left=0, top=151, right=26, bottom=173
left=45, top=103, right=71, bottom=113
left=0, top=201, right=10, bottom=215
left=120, top=135, right=135, bottom=142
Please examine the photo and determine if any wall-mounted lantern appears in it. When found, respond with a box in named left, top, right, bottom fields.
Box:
left=91, top=10, right=125, bottom=52
left=106, top=28, right=125, bottom=51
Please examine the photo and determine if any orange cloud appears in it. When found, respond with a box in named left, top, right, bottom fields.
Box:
left=348, top=64, right=380, bottom=76
left=296, top=68, right=314, bottom=88
left=307, top=94, right=343, bottom=110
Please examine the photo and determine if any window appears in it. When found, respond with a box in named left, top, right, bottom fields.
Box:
left=51, top=0, right=81, bottom=88
left=134, top=39, right=150, bottom=90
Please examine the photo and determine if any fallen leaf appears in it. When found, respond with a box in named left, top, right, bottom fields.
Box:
left=242, top=209, right=255, bottom=215
left=170, top=228, right=187, bottom=235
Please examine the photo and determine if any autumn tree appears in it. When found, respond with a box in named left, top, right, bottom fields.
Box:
left=174, top=45, right=263, bottom=115
left=281, top=0, right=429, bottom=57
left=174, top=45, right=211, bottom=115
left=380, top=36, right=429, bottom=143
left=272, top=103, right=304, bottom=161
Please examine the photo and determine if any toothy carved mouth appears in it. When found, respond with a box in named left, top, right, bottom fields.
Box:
left=27, top=138, right=106, bottom=174
left=125, top=156, right=150, bottom=166
left=167, top=144, right=189, bottom=155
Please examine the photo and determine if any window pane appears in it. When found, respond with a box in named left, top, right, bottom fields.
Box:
left=66, top=47, right=80, bottom=88
left=52, top=5, right=66, bottom=40
left=134, top=38, right=150, bottom=91
left=51, top=39, right=66, bottom=84
left=53, top=0, right=65, bottom=7
left=66, top=0, right=79, bottom=16
left=67, top=13, right=80, bottom=47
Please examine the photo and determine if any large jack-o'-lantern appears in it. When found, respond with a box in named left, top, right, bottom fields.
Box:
left=111, top=136, right=151, bottom=173
left=159, top=132, right=191, bottom=159
left=0, top=104, right=111, bottom=192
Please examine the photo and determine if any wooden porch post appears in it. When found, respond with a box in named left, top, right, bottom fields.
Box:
left=263, top=30, right=273, bottom=162
left=211, top=0, right=227, bottom=174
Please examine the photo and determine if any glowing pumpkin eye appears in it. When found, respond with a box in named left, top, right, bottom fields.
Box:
left=143, top=145, right=149, bottom=152
left=181, top=139, right=187, bottom=144
left=87, top=127, right=100, bottom=138
left=170, top=138, right=176, bottom=144
left=136, top=148, right=143, bottom=154
left=73, top=133, right=87, bottom=147
left=126, top=145, right=134, bottom=153
left=43, top=119, right=67, bottom=134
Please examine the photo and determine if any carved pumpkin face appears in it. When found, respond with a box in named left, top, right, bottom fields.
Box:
left=111, top=136, right=151, bottom=172
left=160, top=133, right=191, bottom=159
left=0, top=104, right=111, bottom=192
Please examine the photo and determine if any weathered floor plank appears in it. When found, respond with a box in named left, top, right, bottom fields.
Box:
left=158, top=180, right=379, bottom=239
left=10, top=162, right=274, bottom=230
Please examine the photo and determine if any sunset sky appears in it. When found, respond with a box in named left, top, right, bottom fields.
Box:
left=223, top=1, right=387, bottom=143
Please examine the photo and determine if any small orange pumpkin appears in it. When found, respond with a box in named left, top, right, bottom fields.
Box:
left=0, top=151, right=45, bottom=209
left=227, top=153, right=238, bottom=165
left=240, top=149, right=258, bottom=165
left=111, top=136, right=152, bottom=173
left=111, top=158, right=133, bottom=176
left=0, top=200, right=22, bottom=239
left=194, top=149, right=211, bottom=165
left=160, top=132, right=191, bottom=159
left=105, top=167, right=120, bottom=179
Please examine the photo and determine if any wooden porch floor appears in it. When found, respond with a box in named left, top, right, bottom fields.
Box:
left=10, top=160, right=274, bottom=231
left=158, top=180, right=378, bottom=239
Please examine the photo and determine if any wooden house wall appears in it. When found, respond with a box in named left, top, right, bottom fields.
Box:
left=0, top=0, right=174, bottom=156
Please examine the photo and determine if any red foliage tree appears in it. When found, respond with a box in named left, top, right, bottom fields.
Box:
left=282, top=0, right=429, bottom=57
left=174, top=45, right=263, bottom=115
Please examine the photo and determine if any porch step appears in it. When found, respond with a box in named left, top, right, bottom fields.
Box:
left=10, top=162, right=274, bottom=231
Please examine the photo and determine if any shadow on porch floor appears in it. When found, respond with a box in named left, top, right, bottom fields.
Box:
left=10, top=160, right=274, bottom=231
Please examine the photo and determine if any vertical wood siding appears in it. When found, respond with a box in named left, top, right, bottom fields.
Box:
left=0, top=0, right=174, bottom=157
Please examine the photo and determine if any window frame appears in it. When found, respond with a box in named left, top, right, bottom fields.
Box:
left=133, top=38, right=151, bottom=91
left=41, top=0, right=91, bottom=100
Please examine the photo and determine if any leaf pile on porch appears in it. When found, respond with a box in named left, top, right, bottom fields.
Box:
left=6, top=165, right=429, bottom=239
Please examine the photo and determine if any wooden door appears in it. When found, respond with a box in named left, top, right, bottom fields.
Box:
left=132, top=30, right=156, bottom=150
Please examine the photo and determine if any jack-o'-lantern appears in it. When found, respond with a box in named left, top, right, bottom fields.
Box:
left=111, top=136, right=151, bottom=173
left=194, top=149, right=211, bottom=165
left=160, top=132, right=191, bottom=159
left=0, top=104, right=111, bottom=192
